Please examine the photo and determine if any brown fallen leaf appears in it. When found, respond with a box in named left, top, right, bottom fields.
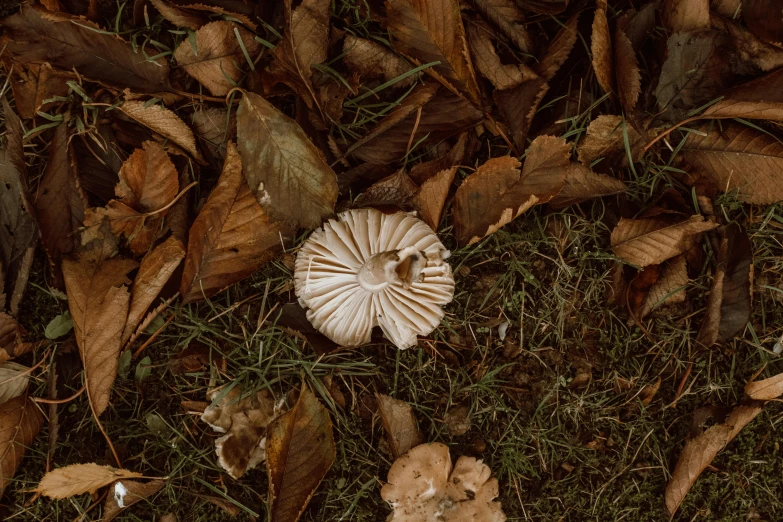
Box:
left=454, top=136, right=571, bottom=245
left=535, top=12, right=580, bottom=81
left=376, top=394, right=422, bottom=459
left=717, top=16, right=783, bottom=73
left=639, top=255, right=688, bottom=317
left=469, top=0, right=532, bottom=53
left=414, top=166, right=457, bottom=230
left=665, top=401, right=763, bottom=516
left=0, top=313, right=24, bottom=362
left=236, top=91, right=338, bottom=229
left=493, top=76, right=549, bottom=151
left=3, top=61, right=73, bottom=120
left=611, top=215, right=718, bottom=267
left=148, top=0, right=208, bottom=30
left=35, top=463, right=143, bottom=499
left=408, top=132, right=468, bottom=184
left=577, top=114, right=643, bottom=167
left=386, top=0, right=480, bottom=104
left=0, top=6, right=170, bottom=93
left=35, top=121, right=87, bottom=286
left=614, top=24, right=641, bottom=114
left=591, top=0, right=614, bottom=97
left=0, top=362, right=30, bottom=405
left=101, top=479, right=165, bottom=522
left=0, top=395, right=42, bottom=496
left=353, top=170, right=418, bottom=210
left=63, top=236, right=138, bottom=416
left=468, top=22, right=535, bottom=90
left=745, top=371, right=783, bottom=400
left=118, top=101, right=205, bottom=164
left=743, top=0, right=783, bottom=44
left=122, top=236, right=185, bottom=346
left=703, top=67, right=783, bottom=121
left=343, top=35, right=416, bottom=87
left=181, top=142, right=293, bottom=303
left=174, top=21, right=260, bottom=96
left=548, top=163, right=626, bottom=209
left=266, top=386, right=335, bottom=522
left=661, top=0, right=710, bottom=33
left=680, top=123, right=783, bottom=204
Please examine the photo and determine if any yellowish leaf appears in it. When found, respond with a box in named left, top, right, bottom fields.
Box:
left=35, top=463, right=143, bottom=499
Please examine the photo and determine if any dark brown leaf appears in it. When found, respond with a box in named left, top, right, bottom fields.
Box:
left=515, top=0, right=567, bottom=14
left=267, top=386, right=335, bottom=522
left=535, top=12, right=579, bottom=81
left=354, top=170, right=418, bottom=209
left=118, top=101, right=205, bottom=164
left=192, top=107, right=236, bottom=164
left=468, top=22, right=535, bottom=90
left=101, top=480, right=165, bottom=522
left=3, top=61, right=73, bottom=120
left=343, top=35, right=416, bottom=87
left=577, top=114, right=643, bottom=166
left=743, top=0, right=783, bottom=44
left=614, top=26, right=641, bottom=113
left=469, top=0, right=532, bottom=53
left=494, top=76, right=549, bottom=151
left=703, top=67, right=783, bottom=121
left=0, top=395, right=42, bottom=496
left=745, top=372, right=783, bottom=400
left=148, top=0, right=208, bottom=30
left=611, top=215, right=718, bottom=267
left=639, top=255, right=688, bottom=317
left=591, top=0, right=614, bottom=96
left=376, top=394, right=422, bottom=459
left=414, top=166, right=456, bottom=229
left=548, top=163, right=626, bottom=209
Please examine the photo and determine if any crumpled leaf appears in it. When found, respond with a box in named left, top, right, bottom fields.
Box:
left=343, top=35, right=416, bottom=87
left=661, top=0, right=710, bottom=33
left=101, top=479, right=165, bottom=522
left=0, top=6, right=169, bottom=92
left=468, top=23, right=535, bottom=90
left=0, top=362, right=30, bottom=405
left=468, top=0, right=532, bottom=53
left=118, top=101, right=205, bottom=164
left=0, top=395, right=43, bottom=496
left=745, top=371, right=783, bottom=401
left=35, top=463, right=143, bottom=499
left=236, top=91, right=338, bottom=229
left=611, top=215, right=718, bottom=267
left=181, top=142, right=294, bottom=303
left=266, top=386, right=335, bottom=522
left=665, top=402, right=763, bottom=516
left=386, top=0, right=480, bottom=104
left=63, top=236, right=138, bottom=416
left=548, top=164, right=626, bottom=209
left=376, top=394, right=422, bottom=459
left=174, top=21, right=260, bottom=96
left=639, top=255, right=688, bottom=317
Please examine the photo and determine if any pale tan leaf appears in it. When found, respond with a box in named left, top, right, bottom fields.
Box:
left=745, top=372, right=783, bottom=400
left=122, top=237, right=184, bottom=345
left=0, top=313, right=21, bottom=361
left=267, top=386, right=335, bottom=522
left=0, top=6, right=170, bottom=92
left=469, top=0, right=532, bottom=53
left=611, top=215, right=718, bottom=267
left=614, top=26, right=640, bottom=113
left=148, top=0, right=207, bottom=30
left=535, top=12, right=579, bottom=81
left=0, top=362, right=30, bottom=405
left=63, top=241, right=137, bottom=415
left=101, top=479, right=165, bottom=522
left=387, top=0, right=480, bottom=104
left=703, top=67, right=783, bottom=121
left=236, top=91, right=338, bottom=228
left=174, top=21, right=260, bottom=96
left=468, top=23, right=535, bottom=90
left=591, top=0, right=614, bottom=96
left=640, top=255, right=688, bottom=317
left=414, top=167, right=456, bottom=230
left=680, top=123, right=783, bottom=204
left=661, top=0, right=710, bottom=33
left=181, top=142, right=294, bottom=303
left=35, top=463, right=143, bottom=499
left=119, top=101, right=204, bottom=163
left=548, top=163, right=626, bottom=209
left=343, top=35, right=416, bottom=87
left=0, top=395, right=42, bottom=496
left=377, top=394, right=422, bottom=459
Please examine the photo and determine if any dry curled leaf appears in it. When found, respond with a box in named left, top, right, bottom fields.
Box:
left=101, top=479, right=165, bottom=522
left=611, top=215, right=718, bottom=267
left=266, top=386, right=336, bottom=522
left=376, top=394, right=422, bottom=459
left=118, top=101, right=205, bottom=163
left=181, top=142, right=293, bottom=303
left=35, top=463, right=143, bottom=499
left=0, top=395, right=42, bottom=496
left=343, top=35, right=416, bottom=87
left=745, top=371, right=783, bottom=400
left=236, top=91, right=338, bottom=229
left=639, top=255, right=688, bottom=317
left=174, top=21, right=260, bottom=96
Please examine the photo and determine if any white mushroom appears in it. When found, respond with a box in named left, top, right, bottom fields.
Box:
left=294, top=209, right=455, bottom=349
left=381, top=442, right=507, bottom=522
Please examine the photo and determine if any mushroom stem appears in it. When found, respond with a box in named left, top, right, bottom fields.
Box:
left=356, top=246, right=427, bottom=292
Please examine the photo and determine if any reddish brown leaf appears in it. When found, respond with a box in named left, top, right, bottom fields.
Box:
left=101, top=480, right=165, bottom=522
left=591, top=0, right=614, bottom=97
left=639, top=255, right=688, bottom=317
left=703, top=67, right=783, bottom=121
left=745, top=372, right=783, bottom=400
left=3, top=61, right=73, bottom=120
left=376, top=394, right=422, bottom=459
left=414, top=166, right=456, bottom=230
left=266, top=386, right=335, bottom=522
left=493, top=76, right=549, bottom=151
left=611, top=215, right=718, bottom=267
left=535, top=12, right=580, bottom=81
left=614, top=26, right=641, bottom=113
left=743, top=0, right=783, bottom=44
left=0, top=395, right=42, bottom=496
left=343, top=35, right=416, bottom=87
left=548, top=163, right=626, bottom=209
left=408, top=132, right=468, bottom=184
left=661, top=0, right=710, bottom=33
left=469, top=0, right=532, bottom=53
left=118, top=101, right=205, bottom=164
left=35, top=463, right=143, bottom=499
left=468, top=22, right=535, bottom=90
left=148, top=0, right=208, bottom=30
left=181, top=142, right=294, bottom=303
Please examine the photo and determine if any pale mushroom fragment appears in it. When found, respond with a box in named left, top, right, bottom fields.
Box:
left=294, top=209, right=455, bottom=349
left=381, top=442, right=507, bottom=522
left=200, top=385, right=277, bottom=479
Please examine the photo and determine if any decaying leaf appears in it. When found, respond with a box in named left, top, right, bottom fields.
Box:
left=63, top=236, right=137, bottom=416
left=661, top=0, right=710, bottom=33
left=468, top=23, right=534, bottom=90
left=35, top=463, right=143, bottom=499
left=591, top=0, right=614, bottom=97
left=665, top=402, right=763, bottom=516
left=0, top=313, right=23, bottom=362
left=577, top=114, right=643, bottom=166
left=101, top=479, right=165, bottom=522
left=469, top=0, right=532, bottom=53
left=376, top=394, right=422, bottom=459
left=535, top=12, right=580, bottom=81
left=174, top=21, right=260, bottom=96
left=192, top=107, right=236, bottom=164
left=354, top=170, right=418, bottom=210
left=0, top=6, right=169, bottom=92
left=614, top=25, right=641, bottom=114
left=236, top=91, right=338, bottom=229
left=343, top=35, right=416, bottom=87
left=611, top=215, right=718, bottom=267
left=453, top=136, right=571, bottom=245
left=118, top=101, right=205, bottom=163
left=3, top=61, right=73, bottom=120
left=0, top=395, right=42, bottom=496
left=493, top=76, right=549, bottom=151
left=639, top=255, right=688, bottom=317
left=0, top=362, right=30, bottom=405
left=386, top=0, right=480, bottom=104
left=181, top=142, right=293, bottom=303
left=745, top=371, right=783, bottom=401
left=266, top=386, right=335, bottom=522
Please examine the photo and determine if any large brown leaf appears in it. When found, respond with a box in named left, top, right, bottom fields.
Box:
left=63, top=238, right=138, bottom=416
left=0, top=6, right=169, bottom=93
left=376, top=394, right=422, bottom=459
left=661, top=0, right=710, bottom=33
left=453, top=136, right=571, bottom=245
left=469, top=0, right=532, bottom=53
left=181, top=142, right=294, bottom=303
left=35, top=463, right=143, bottom=499
left=35, top=122, right=87, bottom=286
left=611, top=215, right=718, bottom=267
left=591, top=0, right=614, bottom=97
left=703, top=68, right=783, bottom=121
left=0, top=395, right=42, bottom=496
left=3, top=61, right=73, bottom=120
left=386, top=0, right=480, bottom=104
left=236, top=91, right=338, bottom=229
left=665, top=402, right=763, bottom=516
left=266, top=386, right=335, bottom=522
left=745, top=371, right=783, bottom=400
left=118, top=101, right=205, bottom=164
left=174, top=21, right=260, bottom=96
left=680, top=123, right=783, bottom=204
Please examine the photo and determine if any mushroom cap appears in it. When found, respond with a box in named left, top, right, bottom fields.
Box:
left=294, top=209, right=455, bottom=349
left=381, top=442, right=507, bottom=522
